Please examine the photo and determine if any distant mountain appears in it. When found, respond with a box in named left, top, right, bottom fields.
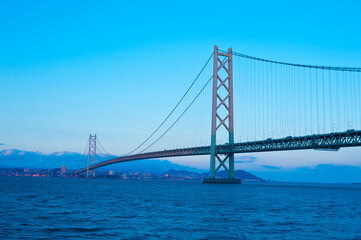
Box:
left=104, top=159, right=202, bottom=174
left=163, top=169, right=265, bottom=182
left=163, top=169, right=200, bottom=176
left=0, top=149, right=88, bottom=169
left=200, top=170, right=265, bottom=182
left=0, top=149, right=202, bottom=173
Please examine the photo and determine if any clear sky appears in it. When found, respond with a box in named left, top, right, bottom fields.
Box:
left=1, top=0, right=361, bottom=171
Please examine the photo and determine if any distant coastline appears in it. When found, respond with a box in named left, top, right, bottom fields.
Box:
left=0, top=167, right=265, bottom=182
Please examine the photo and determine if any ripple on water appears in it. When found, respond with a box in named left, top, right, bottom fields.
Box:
left=1, top=178, right=361, bottom=239
left=44, top=227, right=103, bottom=233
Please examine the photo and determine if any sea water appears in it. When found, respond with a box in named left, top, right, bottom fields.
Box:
left=1, top=177, right=361, bottom=239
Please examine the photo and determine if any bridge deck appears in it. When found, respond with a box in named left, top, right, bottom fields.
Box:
left=75, top=130, right=361, bottom=174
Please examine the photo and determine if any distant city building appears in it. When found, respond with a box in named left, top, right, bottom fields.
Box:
left=0, top=167, right=263, bottom=182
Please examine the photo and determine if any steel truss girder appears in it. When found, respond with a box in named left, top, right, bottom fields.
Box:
left=75, top=130, right=361, bottom=175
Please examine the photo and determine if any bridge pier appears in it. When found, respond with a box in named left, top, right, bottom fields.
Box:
left=202, top=177, right=241, bottom=184
left=203, top=45, right=240, bottom=184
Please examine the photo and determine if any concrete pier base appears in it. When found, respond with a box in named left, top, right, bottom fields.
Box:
left=202, top=178, right=241, bottom=184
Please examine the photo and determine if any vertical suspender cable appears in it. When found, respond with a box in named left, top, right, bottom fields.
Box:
left=316, top=69, right=319, bottom=133
left=256, top=60, right=259, bottom=139
left=304, top=67, right=307, bottom=134
left=266, top=61, right=268, bottom=138
left=270, top=62, right=273, bottom=137
left=285, top=65, right=288, bottom=135
left=254, top=59, right=256, bottom=140
left=262, top=61, right=264, bottom=138
left=358, top=73, right=361, bottom=129
left=281, top=64, right=284, bottom=137
left=351, top=72, right=354, bottom=129
left=262, top=61, right=265, bottom=138
left=309, top=68, right=313, bottom=134
left=329, top=70, right=333, bottom=132
left=322, top=69, right=325, bottom=133
left=335, top=72, right=341, bottom=131
left=278, top=63, right=281, bottom=136
left=292, top=65, right=295, bottom=135
left=343, top=70, right=347, bottom=130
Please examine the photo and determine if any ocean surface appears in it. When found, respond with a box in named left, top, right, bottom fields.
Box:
left=1, top=177, right=361, bottom=239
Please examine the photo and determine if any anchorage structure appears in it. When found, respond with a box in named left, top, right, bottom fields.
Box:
left=203, top=46, right=240, bottom=183
left=87, top=134, right=97, bottom=178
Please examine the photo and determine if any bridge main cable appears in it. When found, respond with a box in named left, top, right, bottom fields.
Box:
left=124, top=52, right=214, bottom=156
left=224, top=50, right=361, bottom=72
left=138, top=74, right=213, bottom=154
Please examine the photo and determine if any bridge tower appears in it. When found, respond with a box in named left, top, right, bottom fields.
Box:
left=86, top=134, right=97, bottom=178
left=203, top=46, right=240, bottom=183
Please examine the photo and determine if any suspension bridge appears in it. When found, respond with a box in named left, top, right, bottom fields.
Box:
left=75, top=46, right=361, bottom=183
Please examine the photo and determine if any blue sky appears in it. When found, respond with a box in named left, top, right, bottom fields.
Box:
left=1, top=0, right=361, bottom=172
